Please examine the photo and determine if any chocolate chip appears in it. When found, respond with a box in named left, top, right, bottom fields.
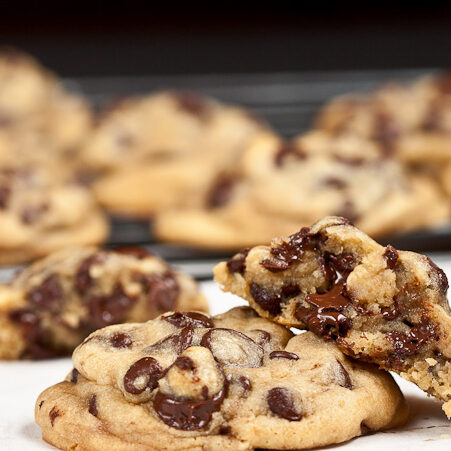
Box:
left=248, top=329, right=271, bottom=346
left=372, top=113, right=400, bottom=155
left=163, top=312, right=213, bottom=329
left=146, top=327, right=194, bottom=355
left=174, top=356, right=195, bottom=371
left=0, top=185, right=10, bottom=209
left=88, top=284, right=136, bottom=328
left=237, top=376, right=252, bottom=392
left=267, top=387, right=302, bottom=421
left=250, top=283, right=300, bottom=316
left=219, top=425, right=232, bottom=435
left=70, top=368, right=80, bottom=383
left=206, top=175, right=236, bottom=209
left=201, top=328, right=264, bottom=368
left=173, top=91, right=210, bottom=118
left=142, top=271, right=180, bottom=312
left=269, top=351, right=299, bottom=361
left=27, top=274, right=62, bottom=312
left=49, top=406, right=60, bottom=426
left=319, top=252, right=355, bottom=283
left=21, top=203, right=48, bottom=224
left=113, top=245, right=153, bottom=259
left=201, top=386, right=209, bottom=399
left=381, top=301, right=401, bottom=320
left=88, top=394, right=98, bottom=417
left=274, top=141, right=306, bottom=167
left=322, top=176, right=347, bottom=189
left=335, top=360, right=353, bottom=389
left=123, top=357, right=163, bottom=394
left=110, top=333, right=133, bottom=349
left=75, top=253, right=106, bottom=295
left=226, top=248, right=250, bottom=275
left=360, top=422, right=372, bottom=435
left=153, top=383, right=227, bottom=430
left=426, top=257, right=449, bottom=296
left=261, top=227, right=320, bottom=272
left=383, top=245, right=399, bottom=270
left=295, top=280, right=352, bottom=338
left=39, top=400, right=44, bottom=409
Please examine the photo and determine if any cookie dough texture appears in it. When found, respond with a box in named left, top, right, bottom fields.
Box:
left=215, top=216, right=451, bottom=416
left=0, top=245, right=207, bottom=359
left=36, top=307, right=407, bottom=450
left=0, top=166, right=109, bottom=264
left=155, top=131, right=449, bottom=249
left=88, top=91, right=267, bottom=216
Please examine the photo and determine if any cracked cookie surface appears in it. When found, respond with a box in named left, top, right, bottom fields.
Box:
left=215, top=216, right=451, bottom=417
left=0, top=245, right=207, bottom=359
left=36, top=306, right=407, bottom=450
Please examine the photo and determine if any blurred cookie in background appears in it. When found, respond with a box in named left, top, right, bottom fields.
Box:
left=0, top=166, right=109, bottom=264
left=154, top=131, right=450, bottom=250
left=88, top=91, right=267, bottom=216
left=0, top=48, right=92, bottom=167
left=0, top=245, right=207, bottom=359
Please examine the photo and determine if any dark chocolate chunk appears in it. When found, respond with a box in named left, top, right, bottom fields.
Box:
left=163, top=312, right=213, bottom=329
left=335, top=360, right=353, bottom=389
left=426, top=257, right=449, bottom=296
left=219, top=425, right=232, bottom=435
left=250, top=283, right=300, bottom=316
left=110, top=333, right=133, bottom=349
left=88, top=394, right=98, bottom=417
left=269, top=351, right=299, bottom=361
left=70, top=368, right=80, bottom=383
left=88, top=283, right=136, bottom=329
left=206, top=175, right=236, bottom=209
left=38, top=400, right=44, bottom=409
left=27, top=274, right=62, bottom=312
left=153, top=383, right=227, bottom=430
left=267, top=387, right=302, bottom=421
left=383, top=245, right=399, bottom=270
left=261, top=227, right=321, bottom=272
left=174, top=356, right=195, bottom=371
left=201, top=328, right=264, bottom=368
left=237, top=376, right=252, bottom=392
left=49, top=406, right=60, bottom=426
left=75, top=253, right=106, bottom=295
left=275, top=141, right=306, bottom=167
left=123, top=357, right=163, bottom=394
left=319, top=252, right=355, bottom=284
left=143, top=271, right=180, bottom=312
left=226, top=248, right=250, bottom=275
left=146, top=327, right=194, bottom=355
left=113, top=245, right=153, bottom=259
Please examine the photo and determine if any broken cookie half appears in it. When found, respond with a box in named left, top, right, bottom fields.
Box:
left=36, top=307, right=407, bottom=451
left=214, top=216, right=451, bottom=417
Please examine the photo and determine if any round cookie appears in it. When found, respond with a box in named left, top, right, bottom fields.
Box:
left=0, top=245, right=207, bottom=359
left=0, top=166, right=109, bottom=264
left=35, top=307, right=407, bottom=450
left=215, top=216, right=451, bottom=417
left=154, top=131, right=449, bottom=250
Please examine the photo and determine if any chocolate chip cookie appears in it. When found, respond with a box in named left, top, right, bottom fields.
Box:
left=215, top=216, right=451, bottom=417
left=87, top=90, right=266, bottom=216
left=154, top=131, right=449, bottom=249
left=0, top=166, right=109, bottom=264
left=35, top=306, right=407, bottom=450
left=0, top=245, right=207, bottom=359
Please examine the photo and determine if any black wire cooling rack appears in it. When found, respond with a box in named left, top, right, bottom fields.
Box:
left=63, top=68, right=451, bottom=278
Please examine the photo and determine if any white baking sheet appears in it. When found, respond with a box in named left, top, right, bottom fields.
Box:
left=2, top=257, right=451, bottom=451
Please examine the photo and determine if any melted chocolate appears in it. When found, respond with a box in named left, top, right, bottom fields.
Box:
left=88, top=284, right=136, bottom=329
left=163, top=312, right=213, bottom=329
left=146, top=327, right=194, bottom=355
left=27, top=274, right=62, bottom=312
left=426, top=257, right=449, bottom=296
left=250, top=283, right=300, bottom=316
left=142, top=271, right=180, bottom=312
left=206, top=175, right=236, bottom=209
left=75, top=253, right=106, bottom=295
left=335, top=360, right=353, bottom=389
left=88, top=394, right=98, bottom=417
left=274, top=141, right=306, bottom=167
left=153, top=382, right=227, bottom=430
left=226, top=248, right=250, bottom=275
left=269, top=350, right=299, bottom=360
left=174, top=356, right=195, bottom=371
left=123, top=357, right=163, bottom=394
left=261, top=227, right=321, bottom=272
left=383, top=245, right=399, bottom=270
left=70, top=368, right=80, bottom=383
left=267, top=387, right=302, bottom=421
left=110, top=333, right=133, bottom=349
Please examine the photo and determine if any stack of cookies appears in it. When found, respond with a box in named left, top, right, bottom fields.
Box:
left=29, top=217, right=451, bottom=450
